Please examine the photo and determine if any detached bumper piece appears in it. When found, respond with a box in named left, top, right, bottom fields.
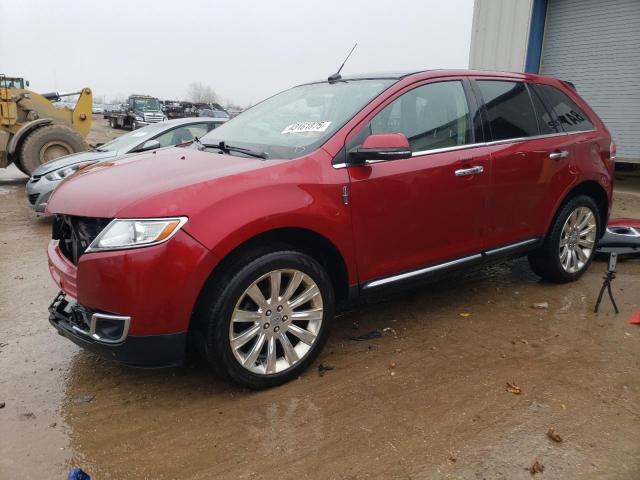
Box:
left=49, top=292, right=187, bottom=367
left=596, top=219, right=640, bottom=259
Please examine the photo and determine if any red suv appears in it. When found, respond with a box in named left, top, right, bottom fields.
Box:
left=46, top=70, right=614, bottom=388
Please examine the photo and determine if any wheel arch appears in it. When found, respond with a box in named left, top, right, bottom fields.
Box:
left=192, top=227, right=352, bottom=326
left=551, top=180, right=609, bottom=237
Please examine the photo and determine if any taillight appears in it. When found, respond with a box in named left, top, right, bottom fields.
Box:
left=610, top=142, right=616, bottom=162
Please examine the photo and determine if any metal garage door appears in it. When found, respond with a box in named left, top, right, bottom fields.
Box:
left=540, top=0, right=640, bottom=163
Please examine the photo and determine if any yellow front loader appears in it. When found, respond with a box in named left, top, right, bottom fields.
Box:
left=0, top=75, right=92, bottom=175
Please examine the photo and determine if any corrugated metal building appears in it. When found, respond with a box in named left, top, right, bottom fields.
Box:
left=469, top=0, right=640, bottom=164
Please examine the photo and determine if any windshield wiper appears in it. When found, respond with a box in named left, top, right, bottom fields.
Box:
left=199, top=140, right=268, bottom=159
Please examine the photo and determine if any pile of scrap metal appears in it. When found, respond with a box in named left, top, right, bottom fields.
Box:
left=597, top=219, right=640, bottom=259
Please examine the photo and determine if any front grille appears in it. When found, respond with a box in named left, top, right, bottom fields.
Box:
left=28, top=193, right=39, bottom=205
left=53, top=215, right=112, bottom=264
left=144, top=114, right=164, bottom=123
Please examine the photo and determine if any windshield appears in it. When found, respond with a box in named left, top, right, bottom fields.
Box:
left=1, top=78, right=24, bottom=89
left=96, top=122, right=168, bottom=152
left=200, top=79, right=395, bottom=159
left=133, top=98, right=161, bottom=112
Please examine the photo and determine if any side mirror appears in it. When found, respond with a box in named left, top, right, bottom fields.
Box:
left=139, top=139, right=161, bottom=152
left=349, top=133, right=412, bottom=164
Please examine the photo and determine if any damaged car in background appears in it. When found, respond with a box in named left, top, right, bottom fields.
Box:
left=45, top=70, right=614, bottom=389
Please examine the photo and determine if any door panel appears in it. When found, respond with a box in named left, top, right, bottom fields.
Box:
left=484, top=134, right=575, bottom=247
left=349, top=147, right=491, bottom=282
left=347, top=79, right=491, bottom=283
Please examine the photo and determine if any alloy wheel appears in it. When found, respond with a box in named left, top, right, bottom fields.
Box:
left=229, top=269, right=324, bottom=375
left=559, top=206, right=597, bottom=273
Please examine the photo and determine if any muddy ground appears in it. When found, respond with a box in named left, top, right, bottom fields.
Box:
left=1, top=118, right=639, bottom=479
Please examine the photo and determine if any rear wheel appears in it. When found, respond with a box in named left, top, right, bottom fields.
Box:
left=528, top=195, right=600, bottom=283
left=197, top=250, right=334, bottom=389
left=109, top=117, right=118, bottom=129
left=19, top=124, right=87, bottom=175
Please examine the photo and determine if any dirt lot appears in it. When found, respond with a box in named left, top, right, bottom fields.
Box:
left=1, top=119, right=640, bottom=479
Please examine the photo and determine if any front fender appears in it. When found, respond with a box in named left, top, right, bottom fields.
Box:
left=184, top=155, right=357, bottom=284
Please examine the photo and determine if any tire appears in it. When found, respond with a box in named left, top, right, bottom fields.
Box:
left=12, top=156, right=31, bottom=176
left=19, top=124, right=87, bottom=175
left=109, top=117, right=117, bottom=129
left=131, top=120, right=137, bottom=130
left=528, top=195, right=601, bottom=283
left=196, top=250, right=334, bottom=389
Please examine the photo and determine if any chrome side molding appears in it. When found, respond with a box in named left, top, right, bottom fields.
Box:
left=362, top=238, right=540, bottom=289
left=363, top=254, right=482, bottom=289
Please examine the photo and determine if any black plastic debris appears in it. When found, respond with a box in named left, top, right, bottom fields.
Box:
left=318, top=363, right=334, bottom=377
left=68, top=468, right=91, bottom=480
left=349, top=330, right=382, bottom=341
left=596, top=219, right=640, bottom=259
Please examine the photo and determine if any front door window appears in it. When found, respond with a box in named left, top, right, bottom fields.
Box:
left=370, top=81, right=472, bottom=152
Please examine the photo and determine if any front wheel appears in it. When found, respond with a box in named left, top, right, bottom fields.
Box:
left=528, top=195, right=601, bottom=283
left=19, top=124, right=87, bottom=175
left=197, top=250, right=334, bottom=389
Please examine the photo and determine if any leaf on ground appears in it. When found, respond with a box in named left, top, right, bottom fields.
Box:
left=506, top=382, right=522, bottom=395
left=529, top=460, right=544, bottom=474
left=547, top=426, right=563, bottom=443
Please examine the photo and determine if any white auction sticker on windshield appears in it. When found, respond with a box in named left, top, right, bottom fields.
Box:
left=281, top=121, right=331, bottom=134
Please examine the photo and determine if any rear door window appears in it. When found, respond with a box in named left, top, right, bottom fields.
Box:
left=370, top=81, right=472, bottom=152
left=532, top=84, right=594, bottom=133
left=476, top=81, right=539, bottom=141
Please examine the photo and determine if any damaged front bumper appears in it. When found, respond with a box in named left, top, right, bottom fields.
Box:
left=49, top=292, right=186, bottom=367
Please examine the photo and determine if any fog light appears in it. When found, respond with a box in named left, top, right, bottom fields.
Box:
left=90, top=313, right=130, bottom=343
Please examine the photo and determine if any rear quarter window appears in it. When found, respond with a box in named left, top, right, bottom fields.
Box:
left=476, top=80, right=539, bottom=141
left=532, top=84, right=594, bottom=133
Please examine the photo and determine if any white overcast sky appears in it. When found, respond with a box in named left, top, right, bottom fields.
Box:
left=0, top=0, right=474, bottom=106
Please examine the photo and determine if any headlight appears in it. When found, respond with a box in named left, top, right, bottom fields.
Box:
left=86, top=217, right=188, bottom=252
left=135, top=115, right=144, bottom=121
left=44, top=161, right=97, bottom=181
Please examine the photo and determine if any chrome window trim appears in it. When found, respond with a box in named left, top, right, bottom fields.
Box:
left=412, top=143, right=480, bottom=156
left=332, top=129, right=597, bottom=169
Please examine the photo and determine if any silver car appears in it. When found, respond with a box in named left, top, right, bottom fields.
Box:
left=26, top=117, right=226, bottom=212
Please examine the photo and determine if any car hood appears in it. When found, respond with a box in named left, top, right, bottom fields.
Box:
left=33, top=150, right=117, bottom=176
left=46, top=147, right=285, bottom=218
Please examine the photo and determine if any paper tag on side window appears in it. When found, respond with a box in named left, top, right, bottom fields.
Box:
left=282, top=121, right=331, bottom=134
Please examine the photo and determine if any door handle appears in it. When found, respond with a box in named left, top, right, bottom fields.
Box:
left=455, top=166, right=484, bottom=177
left=549, top=150, right=569, bottom=160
